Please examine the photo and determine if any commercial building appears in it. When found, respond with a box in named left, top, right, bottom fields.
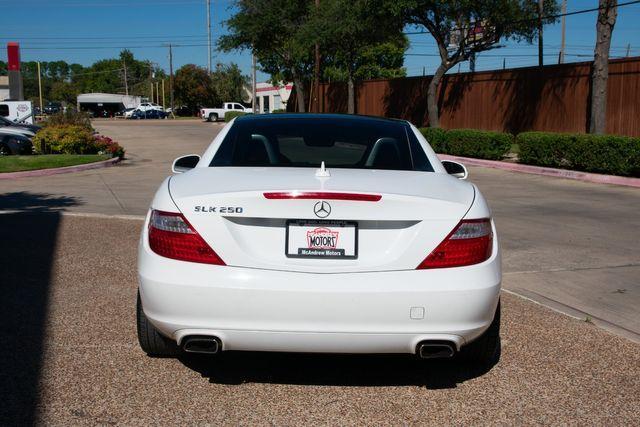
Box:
left=249, top=83, right=292, bottom=113
left=77, top=93, right=142, bottom=116
left=0, top=76, right=9, bottom=101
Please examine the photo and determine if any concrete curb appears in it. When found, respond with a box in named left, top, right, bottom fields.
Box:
left=0, top=156, right=121, bottom=180
left=438, top=154, right=640, bottom=188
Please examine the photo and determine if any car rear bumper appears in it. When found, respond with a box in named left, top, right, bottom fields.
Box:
left=138, top=236, right=501, bottom=354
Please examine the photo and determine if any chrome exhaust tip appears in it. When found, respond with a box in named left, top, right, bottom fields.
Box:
left=182, top=336, right=221, bottom=354
left=417, top=342, right=455, bottom=359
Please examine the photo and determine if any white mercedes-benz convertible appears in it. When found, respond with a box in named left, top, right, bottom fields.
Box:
left=137, top=114, right=501, bottom=366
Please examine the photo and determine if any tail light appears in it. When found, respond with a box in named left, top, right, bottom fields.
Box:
left=148, top=210, right=225, bottom=265
left=417, top=218, right=493, bottom=269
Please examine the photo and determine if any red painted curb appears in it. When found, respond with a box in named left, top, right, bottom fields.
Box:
left=0, top=156, right=121, bottom=180
left=439, top=154, right=640, bottom=189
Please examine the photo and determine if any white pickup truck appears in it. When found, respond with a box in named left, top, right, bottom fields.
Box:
left=201, top=102, right=252, bottom=122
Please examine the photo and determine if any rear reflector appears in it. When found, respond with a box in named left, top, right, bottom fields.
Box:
left=264, top=192, right=381, bottom=201
left=417, top=219, right=492, bottom=269
left=148, top=210, right=225, bottom=265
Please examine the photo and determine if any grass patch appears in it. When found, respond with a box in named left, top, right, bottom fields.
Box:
left=0, top=154, right=111, bottom=173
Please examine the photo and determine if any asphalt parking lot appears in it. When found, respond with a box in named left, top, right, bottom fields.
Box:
left=1, top=120, right=639, bottom=424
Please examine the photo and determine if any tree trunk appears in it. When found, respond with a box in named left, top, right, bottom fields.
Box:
left=426, top=62, right=449, bottom=128
left=347, top=76, right=355, bottom=114
left=293, top=75, right=306, bottom=113
left=590, top=0, right=617, bottom=134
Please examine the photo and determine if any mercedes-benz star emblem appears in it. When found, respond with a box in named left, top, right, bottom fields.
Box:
left=313, top=201, right=331, bottom=218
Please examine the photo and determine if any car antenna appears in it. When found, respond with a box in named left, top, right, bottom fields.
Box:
left=315, top=161, right=331, bottom=178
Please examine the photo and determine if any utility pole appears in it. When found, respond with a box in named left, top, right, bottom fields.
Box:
left=37, top=61, right=43, bottom=114
left=150, top=82, right=154, bottom=103
left=626, top=43, right=631, bottom=56
left=313, top=0, right=320, bottom=113
left=155, top=81, right=160, bottom=104
left=538, top=0, right=544, bottom=67
left=251, top=52, right=257, bottom=113
left=169, top=44, right=175, bottom=117
left=123, top=59, right=129, bottom=95
left=559, top=0, right=567, bottom=64
left=207, top=0, right=212, bottom=73
left=162, top=79, right=166, bottom=110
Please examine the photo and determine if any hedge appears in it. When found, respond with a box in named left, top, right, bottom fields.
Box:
left=419, top=128, right=512, bottom=160
left=32, top=125, right=125, bottom=158
left=518, top=132, right=640, bottom=177
left=225, top=111, right=249, bottom=122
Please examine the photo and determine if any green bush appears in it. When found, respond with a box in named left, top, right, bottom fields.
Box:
left=43, top=110, right=93, bottom=131
left=271, top=109, right=287, bottom=114
left=419, top=127, right=447, bottom=153
left=32, top=125, right=125, bottom=158
left=419, top=128, right=512, bottom=160
left=518, top=132, right=640, bottom=177
left=225, top=111, right=249, bottom=122
left=445, top=129, right=513, bottom=160
left=33, top=125, right=96, bottom=154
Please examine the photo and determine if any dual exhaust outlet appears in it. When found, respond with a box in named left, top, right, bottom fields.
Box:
left=181, top=336, right=455, bottom=359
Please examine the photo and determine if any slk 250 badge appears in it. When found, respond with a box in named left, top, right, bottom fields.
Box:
left=194, top=206, right=243, bottom=213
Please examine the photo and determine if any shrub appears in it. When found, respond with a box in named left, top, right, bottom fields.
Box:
left=419, top=127, right=447, bottom=153
left=271, top=109, right=287, bottom=114
left=225, top=111, right=248, bottom=122
left=518, top=132, right=640, bottom=177
left=33, top=125, right=95, bottom=154
left=445, top=129, right=513, bottom=160
left=32, top=125, right=125, bottom=158
left=44, top=110, right=93, bottom=131
left=94, top=135, right=125, bottom=159
left=419, top=128, right=512, bottom=160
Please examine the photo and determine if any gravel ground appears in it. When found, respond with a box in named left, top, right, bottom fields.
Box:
left=2, top=213, right=639, bottom=425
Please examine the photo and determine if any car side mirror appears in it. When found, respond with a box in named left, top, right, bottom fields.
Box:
left=441, top=160, right=468, bottom=180
left=172, top=154, right=200, bottom=173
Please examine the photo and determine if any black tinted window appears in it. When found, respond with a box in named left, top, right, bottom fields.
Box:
left=0, top=105, right=9, bottom=117
left=211, top=117, right=432, bottom=172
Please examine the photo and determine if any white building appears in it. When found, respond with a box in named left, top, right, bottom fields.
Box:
left=247, top=82, right=293, bottom=113
left=0, top=76, right=9, bottom=101
left=77, top=93, right=142, bottom=116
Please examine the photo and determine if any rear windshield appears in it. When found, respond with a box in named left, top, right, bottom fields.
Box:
left=210, top=117, right=433, bottom=172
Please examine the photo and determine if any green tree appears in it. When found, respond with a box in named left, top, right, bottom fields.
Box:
left=399, top=0, right=559, bottom=127
left=174, top=64, right=219, bottom=114
left=310, top=0, right=406, bottom=114
left=590, top=0, right=617, bottom=134
left=212, top=63, right=250, bottom=103
left=50, top=81, right=80, bottom=106
left=219, top=0, right=315, bottom=112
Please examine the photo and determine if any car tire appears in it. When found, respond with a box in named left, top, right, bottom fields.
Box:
left=209, top=113, right=217, bottom=122
left=137, top=292, right=180, bottom=357
left=461, top=300, right=501, bottom=367
left=0, top=144, right=10, bottom=156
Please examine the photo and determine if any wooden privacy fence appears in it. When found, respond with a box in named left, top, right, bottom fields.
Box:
left=308, top=57, right=640, bottom=137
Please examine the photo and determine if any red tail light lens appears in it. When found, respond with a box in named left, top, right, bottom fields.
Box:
left=417, top=219, right=493, bottom=269
left=148, top=210, right=225, bottom=265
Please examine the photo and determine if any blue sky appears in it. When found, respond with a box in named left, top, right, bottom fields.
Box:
left=1, top=0, right=639, bottom=82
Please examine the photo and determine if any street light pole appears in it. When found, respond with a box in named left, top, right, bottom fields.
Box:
left=252, top=52, right=257, bottom=113
left=559, top=0, right=567, bottom=64
left=37, top=61, right=43, bottom=115
left=207, top=0, right=212, bottom=73
left=538, top=0, right=544, bottom=67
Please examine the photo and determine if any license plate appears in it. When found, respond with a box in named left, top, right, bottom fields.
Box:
left=286, top=220, right=358, bottom=259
